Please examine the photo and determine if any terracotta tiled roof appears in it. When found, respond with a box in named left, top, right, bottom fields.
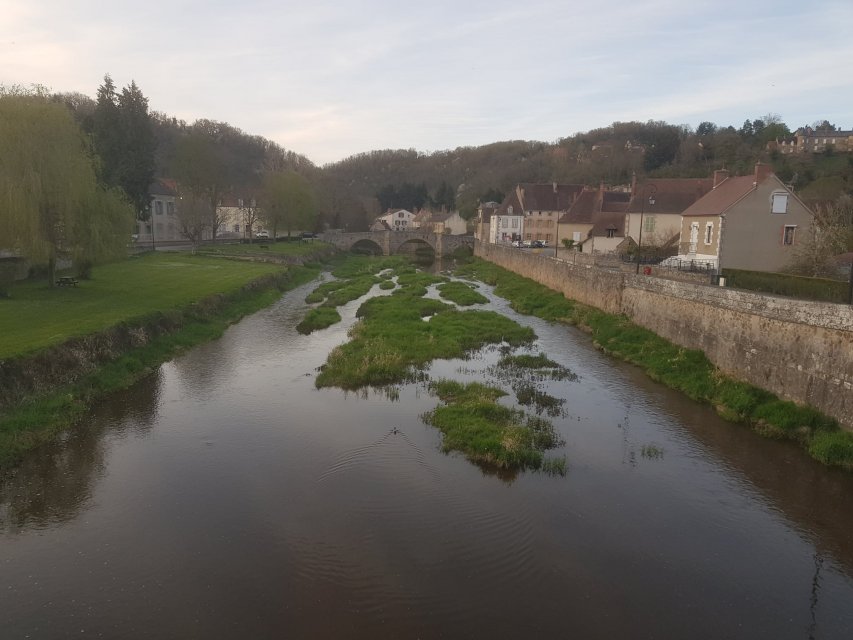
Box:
left=628, top=178, right=713, bottom=214
left=149, top=178, right=178, bottom=197
left=517, top=183, right=585, bottom=211
left=559, top=189, right=598, bottom=224
left=680, top=176, right=758, bottom=217
left=496, top=190, right=524, bottom=215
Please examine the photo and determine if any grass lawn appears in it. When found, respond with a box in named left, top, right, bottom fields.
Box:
left=0, top=253, right=286, bottom=359
left=196, top=240, right=329, bottom=257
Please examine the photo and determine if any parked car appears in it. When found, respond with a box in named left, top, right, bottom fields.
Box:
left=531, top=240, right=545, bottom=248
left=255, top=230, right=270, bottom=238
left=301, top=232, right=318, bottom=240
left=522, top=240, right=533, bottom=248
left=511, top=240, right=523, bottom=248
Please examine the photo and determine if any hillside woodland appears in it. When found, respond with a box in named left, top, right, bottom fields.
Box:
left=48, top=82, right=853, bottom=237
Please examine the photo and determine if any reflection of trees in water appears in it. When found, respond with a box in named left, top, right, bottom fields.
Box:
left=0, top=370, right=162, bottom=533
left=169, top=324, right=240, bottom=400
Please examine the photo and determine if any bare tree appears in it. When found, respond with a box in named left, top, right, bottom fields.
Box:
left=789, top=196, right=853, bottom=278
left=176, top=190, right=209, bottom=252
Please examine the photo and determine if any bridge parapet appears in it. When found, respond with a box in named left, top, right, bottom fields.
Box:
left=320, top=231, right=473, bottom=257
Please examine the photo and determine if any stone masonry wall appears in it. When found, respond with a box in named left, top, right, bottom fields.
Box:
left=476, top=241, right=853, bottom=428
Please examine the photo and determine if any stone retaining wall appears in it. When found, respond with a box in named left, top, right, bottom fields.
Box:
left=476, top=241, right=853, bottom=428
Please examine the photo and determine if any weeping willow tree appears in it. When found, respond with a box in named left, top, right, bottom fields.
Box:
left=0, top=88, right=134, bottom=285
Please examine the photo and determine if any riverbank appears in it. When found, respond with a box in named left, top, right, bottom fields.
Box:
left=457, top=259, right=853, bottom=472
left=0, top=254, right=324, bottom=470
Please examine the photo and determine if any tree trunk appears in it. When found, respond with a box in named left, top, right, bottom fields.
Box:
left=48, top=255, right=56, bottom=287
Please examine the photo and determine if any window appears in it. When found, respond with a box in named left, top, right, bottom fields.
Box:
left=606, top=228, right=616, bottom=238
left=155, top=200, right=163, bottom=215
left=643, top=216, right=656, bottom=233
left=546, top=234, right=552, bottom=242
left=238, top=198, right=244, bottom=208
left=167, top=201, right=175, bottom=215
left=783, top=225, right=797, bottom=245
left=507, top=205, right=513, bottom=214
left=398, top=211, right=404, bottom=218
left=511, top=218, right=518, bottom=228
left=572, top=231, right=581, bottom=242
left=771, top=193, right=788, bottom=214
left=704, top=222, right=713, bottom=244
left=234, top=224, right=240, bottom=233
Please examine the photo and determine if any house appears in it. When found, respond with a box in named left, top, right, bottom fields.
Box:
left=136, top=179, right=181, bottom=243
left=489, top=211, right=524, bottom=244
left=370, top=218, right=392, bottom=232
left=496, top=183, right=585, bottom=245
left=475, top=201, right=500, bottom=241
left=375, top=208, right=415, bottom=231
left=215, top=194, right=265, bottom=239
left=771, top=128, right=853, bottom=155
left=555, top=184, right=631, bottom=253
left=675, top=163, right=814, bottom=272
left=625, top=175, right=713, bottom=251
left=412, top=208, right=468, bottom=235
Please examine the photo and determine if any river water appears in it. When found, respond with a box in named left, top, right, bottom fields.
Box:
left=2, top=270, right=853, bottom=639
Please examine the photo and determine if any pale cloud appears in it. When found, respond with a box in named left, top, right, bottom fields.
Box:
left=1, top=0, right=851, bottom=163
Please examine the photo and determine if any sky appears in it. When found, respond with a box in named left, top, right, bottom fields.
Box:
left=2, top=0, right=852, bottom=165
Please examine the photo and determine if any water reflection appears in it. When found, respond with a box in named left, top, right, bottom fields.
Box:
left=0, top=371, right=161, bottom=532
left=1, top=272, right=853, bottom=638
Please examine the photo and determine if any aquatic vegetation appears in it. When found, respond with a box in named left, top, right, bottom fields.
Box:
left=423, top=380, right=565, bottom=474
left=497, top=352, right=578, bottom=382
left=458, top=258, right=850, bottom=471
left=379, top=280, right=396, bottom=290
left=296, top=306, right=342, bottom=334
left=317, top=291, right=534, bottom=389
left=641, top=444, right=665, bottom=460
left=437, top=281, right=488, bottom=306
left=513, top=382, right=565, bottom=417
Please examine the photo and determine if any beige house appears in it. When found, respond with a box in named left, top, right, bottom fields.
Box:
left=626, top=176, right=713, bottom=250
left=412, top=208, right=468, bottom=234
left=475, top=201, right=500, bottom=242
left=772, top=128, right=853, bottom=155
left=677, top=163, right=814, bottom=272
left=496, top=183, right=584, bottom=245
left=215, top=194, right=265, bottom=239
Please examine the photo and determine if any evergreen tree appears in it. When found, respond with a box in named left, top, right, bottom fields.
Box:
left=92, top=74, right=156, bottom=219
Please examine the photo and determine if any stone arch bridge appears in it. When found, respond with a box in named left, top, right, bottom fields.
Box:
left=320, top=230, right=474, bottom=257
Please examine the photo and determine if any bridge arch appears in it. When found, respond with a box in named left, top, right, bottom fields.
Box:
left=350, top=239, right=384, bottom=255
left=321, top=230, right=474, bottom=257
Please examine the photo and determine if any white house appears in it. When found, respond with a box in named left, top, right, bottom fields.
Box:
left=375, top=209, right=415, bottom=231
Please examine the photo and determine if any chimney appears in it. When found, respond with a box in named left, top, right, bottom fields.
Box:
left=754, top=162, right=772, bottom=184
left=553, top=182, right=558, bottom=194
left=631, top=171, right=637, bottom=196
left=713, top=169, right=729, bottom=189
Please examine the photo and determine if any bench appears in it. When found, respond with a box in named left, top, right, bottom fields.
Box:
left=57, top=276, right=78, bottom=287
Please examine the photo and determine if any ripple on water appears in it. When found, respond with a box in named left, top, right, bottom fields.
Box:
left=300, top=426, right=539, bottom=618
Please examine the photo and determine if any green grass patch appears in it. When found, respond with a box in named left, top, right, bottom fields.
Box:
left=0, top=265, right=320, bottom=470
left=315, top=260, right=534, bottom=390
left=296, top=306, right=342, bottom=334
left=379, top=280, right=396, bottom=290
left=0, top=253, right=287, bottom=359
left=197, top=240, right=331, bottom=258
left=437, top=281, right=488, bottom=306
left=459, top=258, right=852, bottom=471
left=423, top=380, right=565, bottom=474
left=722, top=268, right=847, bottom=303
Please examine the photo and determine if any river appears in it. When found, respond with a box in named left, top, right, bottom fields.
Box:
left=2, top=267, right=853, bottom=639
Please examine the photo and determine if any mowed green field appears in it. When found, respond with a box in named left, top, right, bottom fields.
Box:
left=197, top=240, right=328, bottom=257
left=0, top=253, right=286, bottom=359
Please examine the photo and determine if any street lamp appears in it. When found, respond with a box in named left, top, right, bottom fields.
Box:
left=635, top=183, right=657, bottom=274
